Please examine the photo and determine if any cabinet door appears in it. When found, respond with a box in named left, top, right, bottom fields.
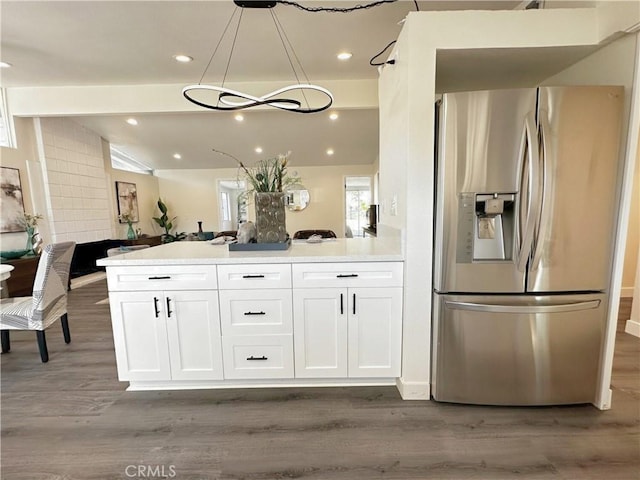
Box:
left=293, top=288, right=347, bottom=378
left=348, top=287, right=402, bottom=378
left=165, top=290, right=223, bottom=381
left=109, top=291, right=171, bottom=381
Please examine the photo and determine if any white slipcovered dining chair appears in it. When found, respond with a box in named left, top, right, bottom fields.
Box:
left=0, top=241, right=76, bottom=363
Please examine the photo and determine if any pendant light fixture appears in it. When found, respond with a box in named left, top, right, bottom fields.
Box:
left=182, top=1, right=333, bottom=114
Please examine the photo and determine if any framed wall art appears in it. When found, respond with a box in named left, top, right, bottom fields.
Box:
left=115, top=181, right=139, bottom=223
left=0, top=166, right=26, bottom=233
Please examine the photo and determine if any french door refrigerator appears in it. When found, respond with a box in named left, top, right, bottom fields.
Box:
left=432, top=86, right=624, bottom=406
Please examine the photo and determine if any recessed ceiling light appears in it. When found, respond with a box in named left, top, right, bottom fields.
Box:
left=173, top=153, right=182, bottom=160
left=329, top=112, right=339, bottom=121
left=255, top=147, right=263, bottom=154
left=126, top=118, right=138, bottom=126
left=0, top=61, right=12, bottom=68
left=337, top=52, right=352, bottom=61
left=326, top=148, right=334, bottom=156
left=235, top=114, right=244, bottom=122
left=173, top=54, right=193, bottom=63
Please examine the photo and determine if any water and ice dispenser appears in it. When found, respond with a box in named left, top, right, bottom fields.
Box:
left=456, top=193, right=516, bottom=263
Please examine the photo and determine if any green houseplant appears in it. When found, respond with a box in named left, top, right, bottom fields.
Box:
left=234, top=152, right=300, bottom=243
left=235, top=151, right=299, bottom=193
left=19, top=213, right=43, bottom=255
left=153, top=198, right=186, bottom=243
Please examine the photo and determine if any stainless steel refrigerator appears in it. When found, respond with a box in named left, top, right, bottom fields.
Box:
left=432, top=86, right=624, bottom=406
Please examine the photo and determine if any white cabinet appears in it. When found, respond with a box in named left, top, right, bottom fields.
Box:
left=165, top=290, right=223, bottom=381
left=217, top=264, right=294, bottom=379
left=221, top=334, right=294, bottom=379
left=105, top=259, right=403, bottom=388
left=108, top=265, right=223, bottom=382
left=292, top=263, right=403, bottom=379
left=109, top=291, right=171, bottom=381
left=347, top=287, right=403, bottom=377
left=293, top=288, right=347, bottom=377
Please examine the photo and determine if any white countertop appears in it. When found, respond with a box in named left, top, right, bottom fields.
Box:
left=96, top=238, right=403, bottom=267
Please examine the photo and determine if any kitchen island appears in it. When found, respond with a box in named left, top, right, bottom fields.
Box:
left=97, top=238, right=404, bottom=393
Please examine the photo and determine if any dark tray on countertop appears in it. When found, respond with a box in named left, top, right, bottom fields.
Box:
left=228, top=238, right=291, bottom=251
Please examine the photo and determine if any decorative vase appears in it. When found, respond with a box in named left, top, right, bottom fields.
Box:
left=255, top=192, right=287, bottom=243
left=25, top=226, right=35, bottom=254
left=127, top=223, right=136, bottom=240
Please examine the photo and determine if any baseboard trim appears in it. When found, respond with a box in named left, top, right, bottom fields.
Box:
left=625, top=319, right=640, bottom=338
left=395, top=378, right=431, bottom=400
left=127, top=377, right=398, bottom=391
left=620, top=287, right=635, bottom=298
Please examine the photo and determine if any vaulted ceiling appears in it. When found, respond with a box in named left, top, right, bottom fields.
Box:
left=2, top=0, right=545, bottom=170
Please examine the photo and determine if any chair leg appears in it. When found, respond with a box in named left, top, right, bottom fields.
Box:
left=61, top=313, right=71, bottom=344
left=1, top=330, right=10, bottom=353
left=36, top=331, right=49, bottom=363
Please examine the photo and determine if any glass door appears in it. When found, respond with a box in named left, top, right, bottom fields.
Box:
left=345, top=176, right=371, bottom=238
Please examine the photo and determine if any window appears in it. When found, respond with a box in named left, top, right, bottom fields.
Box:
left=0, top=89, right=15, bottom=148
left=345, top=176, right=372, bottom=237
left=110, top=146, right=153, bottom=174
left=221, top=191, right=231, bottom=222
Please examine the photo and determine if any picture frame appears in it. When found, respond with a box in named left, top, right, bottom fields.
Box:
left=115, top=181, right=139, bottom=223
left=0, top=166, right=26, bottom=233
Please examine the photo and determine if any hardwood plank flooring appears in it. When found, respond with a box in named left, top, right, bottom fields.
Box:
left=1, top=280, right=638, bottom=480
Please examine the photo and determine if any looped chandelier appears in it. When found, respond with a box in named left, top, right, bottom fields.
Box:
left=182, top=2, right=333, bottom=114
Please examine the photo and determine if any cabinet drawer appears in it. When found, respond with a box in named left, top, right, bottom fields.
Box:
left=217, top=264, right=291, bottom=289
left=292, top=262, right=403, bottom=288
left=222, top=335, right=294, bottom=379
left=219, top=289, right=292, bottom=336
left=106, top=265, right=217, bottom=291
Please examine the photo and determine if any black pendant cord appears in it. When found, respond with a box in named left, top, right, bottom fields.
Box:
left=275, top=0, right=397, bottom=13
left=198, top=7, right=240, bottom=85
left=270, top=9, right=311, bottom=111
left=220, top=7, right=245, bottom=107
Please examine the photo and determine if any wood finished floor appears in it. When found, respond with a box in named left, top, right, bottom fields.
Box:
left=1, top=279, right=638, bottom=480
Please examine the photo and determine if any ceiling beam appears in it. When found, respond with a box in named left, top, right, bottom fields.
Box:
left=7, top=79, right=378, bottom=117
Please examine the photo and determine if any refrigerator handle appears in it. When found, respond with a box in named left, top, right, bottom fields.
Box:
left=517, top=113, right=541, bottom=272
left=444, top=299, right=600, bottom=314
left=530, top=114, right=552, bottom=272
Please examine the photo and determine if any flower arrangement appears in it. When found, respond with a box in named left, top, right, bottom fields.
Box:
left=19, top=213, right=43, bottom=229
left=234, top=151, right=300, bottom=193
left=118, top=213, right=135, bottom=226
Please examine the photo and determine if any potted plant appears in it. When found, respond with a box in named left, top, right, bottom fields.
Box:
left=118, top=213, right=137, bottom=240
left=234, top=151, right=300, bottom=243
left=152, top=198, right=186, bottom=243
left=19, top=213, right=43, bottom=255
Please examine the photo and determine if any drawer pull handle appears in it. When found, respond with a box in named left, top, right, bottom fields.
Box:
left=244, top=311, right=266, bottom=316
left=242, top=274, right=265, bottom=279
left=148, top=276, right=171, bottom=280
left=153, top=297, right=160, bottom=318
left=247, top=355, right=268, bottom=361
left=337, top=274, right=358, bottom=278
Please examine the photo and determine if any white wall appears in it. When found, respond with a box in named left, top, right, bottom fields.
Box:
left=155, top=164, right=375, bottom=238
left=0, top=116, right=40, bottom=251
left=104, top=141, right=161, bottom=240
left=33, top=117, right=112, bottom=243
left=1, top=117, right=161, bottom=249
